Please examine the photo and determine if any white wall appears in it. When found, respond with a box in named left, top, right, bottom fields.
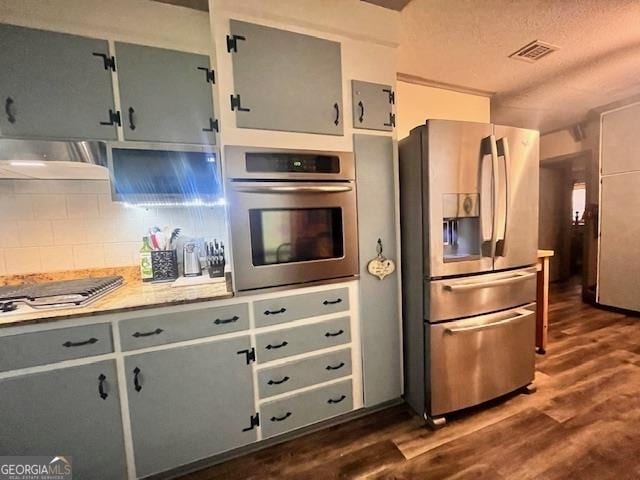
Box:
left=395, top=81, right=491, bottom=140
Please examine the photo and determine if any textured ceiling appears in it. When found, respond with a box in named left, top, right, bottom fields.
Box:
left=398, top=0, right=640, bottom=133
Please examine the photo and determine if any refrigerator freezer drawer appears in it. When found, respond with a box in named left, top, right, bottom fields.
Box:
left=426, top=266, right=536, bottom=322
left=427, top=304, right=536, bottom=416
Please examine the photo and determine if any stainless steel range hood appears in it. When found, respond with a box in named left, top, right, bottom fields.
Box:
left=0, top=139, right=109, bottom=180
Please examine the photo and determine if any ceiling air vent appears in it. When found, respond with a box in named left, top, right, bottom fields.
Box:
left=509, top=40, right=559, bottom=63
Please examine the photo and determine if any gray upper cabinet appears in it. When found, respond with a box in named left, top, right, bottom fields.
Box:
left=0, top=24, right=118, bottom=140
left=125, top=337, right=257, bottom=477
left=354, top=134, right=402, bottom=406
left=351, top=80, right=395, bottom=132
left=228, top=20, right=343, bottom=136
left=116, top=43, right=217, bottom=144
left=0, top=361, right=127, bottom=479
left=601, top=103, right=640, bottom=175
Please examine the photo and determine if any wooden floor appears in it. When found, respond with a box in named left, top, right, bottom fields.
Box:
left=183, top=280, right=640, bottom=479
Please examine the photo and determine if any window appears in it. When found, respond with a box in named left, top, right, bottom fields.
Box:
left=572, top=182, right=586, bottom=225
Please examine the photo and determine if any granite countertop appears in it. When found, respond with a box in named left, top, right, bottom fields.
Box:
left=0, top=267, right=234, bottom=328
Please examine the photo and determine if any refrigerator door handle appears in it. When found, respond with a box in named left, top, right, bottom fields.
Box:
left=480, top=135, right=499, bottom=259
left=443, top=271, right=536, bottom=292
left=496, top=136, right=511, bottom=257
left=444, top=308, right=532, bottom=334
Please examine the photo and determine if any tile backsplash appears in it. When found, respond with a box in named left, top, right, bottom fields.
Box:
left=0, top=179, right=228, bottom=275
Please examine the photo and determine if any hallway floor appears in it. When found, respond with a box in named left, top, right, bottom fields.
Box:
left=184, top=281, right=640, bottom=479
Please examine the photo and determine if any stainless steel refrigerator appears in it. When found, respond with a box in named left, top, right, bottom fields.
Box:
left=399, top=120, right=539, bottom=427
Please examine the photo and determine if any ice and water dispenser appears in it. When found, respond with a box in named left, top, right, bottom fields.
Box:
left=442, top=193, right=481, bottom=262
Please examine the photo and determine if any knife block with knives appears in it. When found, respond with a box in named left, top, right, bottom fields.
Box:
left=206, top=239, right=226, bottom=278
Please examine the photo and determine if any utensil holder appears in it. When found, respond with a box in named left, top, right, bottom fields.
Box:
left=208, top=262, right=225, bottom=278
left=151, top=250, right=179, bottom=282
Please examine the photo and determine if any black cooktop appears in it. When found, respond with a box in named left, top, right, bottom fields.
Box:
left=0, top=276, right=124, bottom=308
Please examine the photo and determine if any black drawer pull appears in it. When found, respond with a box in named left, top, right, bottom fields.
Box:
left=63, top=337, right=98, bottom=347
left=334, top=102, right=340, bottom=126
left=132, top=328, right=163, bottom=338
left=128, top=107, right=136, bottom=130
left=265, top=341, right=288, bottom=350
left=326, top=362, right=345, bottom=371
left=98, top=374, right=108, bottom=400
left=358, top=100, right=364, bottom=123
left=214, top=315, right=239, bottom=325
left=323, top=298, right=342, bottom=306
left=5, top=97, right=16, bottom=124
left=327, top=394, right=346, bottom=404
left=325, top=329, right=344, bottom=338
left=264, top=308, right=286, bottom=316
left=133, top=367, right=142, bottom=392
left=267, top=376, right=290, bottom=385
left=270, top=412, right=292, bottom=422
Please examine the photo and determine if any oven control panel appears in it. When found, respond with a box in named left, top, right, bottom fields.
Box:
left=245, top=153, right=340, bottom=174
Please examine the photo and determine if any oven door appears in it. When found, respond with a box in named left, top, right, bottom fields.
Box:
left=227, top=181, right=358, bottom=291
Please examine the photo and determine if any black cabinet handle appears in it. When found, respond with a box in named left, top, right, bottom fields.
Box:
left=267, top=376, right=290, bottom=385
left=326, top=362, right=345, bottom=371
left=128, top=107, right=136, bottom=130
left=202, top=117, right=219, bottom=133
left=132, top=328, right=163, bottom=338
left=98, top=373, right=108, bottom=400
left=323, top=298, right=342, bottom=306
left=357, top=101, right=364, bottom=123
left=270, top=412, right=292, bottom=422
left=327, top=394, right=346, bottom=404
left=133, top=367, right=142, bottom=392
left=214, top=315, right=239, bottom=325
left=265, top=341, right=288, bottom=350
left=5, top=97, right=16, bottom=124
left=325, top=329, right=344, bottom=338
left=63, top=337, right=98, bottom=348
left=334, top=102, right=340, bottom=126
left=264, top=308, right=286, bottom=316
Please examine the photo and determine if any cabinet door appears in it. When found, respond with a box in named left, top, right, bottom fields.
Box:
left=352, top=80, right=394, bottom=131
left=116, top=43, right=217, bottom=144
left=0, top=361, right=127, bottom=479
left=125, top=336, right=257, bottom=477
left=229, top=20, right=343, bottom=136
left=354, top=135, right=402, bottom=406
left=602, top=103, right=640, bottom=175
left=599, top=173, right=640, bottom=311
left=0, top=24, right=117, bottom=140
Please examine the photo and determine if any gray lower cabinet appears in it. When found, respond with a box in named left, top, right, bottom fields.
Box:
left=260, top=379, right=353, bottom=438
left=0, top=23, right=118, bottom=140
left=228, top=20, right=343, bottom=136
left=351, top=80, right=395, bottom=131
left=125, top=337, right=257, bottom=477
left=0, top=360, right=127, bottom=479
left=115, top=42, right=217, bottom=144
left=119, top=303, right=249, bottom=351
left=0, top=323, right=113, bottom=372
left=253, top=287, right=349, bottom=327
left=354, top=135, right=402, bottom=406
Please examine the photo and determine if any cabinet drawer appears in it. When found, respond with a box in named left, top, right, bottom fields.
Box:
left=257, top=348, right=351, bottom=398
left=120, top=303, right=248, bottom=351
left=254, top=288, right=349, bottom=327
left=261, top=379, right=353, bottom=438
left=0, top=324, right=113, bottom=372
left=255, top=317, right=351, bottom=363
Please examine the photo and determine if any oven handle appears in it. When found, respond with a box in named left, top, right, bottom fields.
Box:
left=232, top=185, right=353, bottom=194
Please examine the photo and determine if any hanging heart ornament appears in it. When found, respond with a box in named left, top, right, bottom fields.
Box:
left=367, top=238, right=396, bottom=280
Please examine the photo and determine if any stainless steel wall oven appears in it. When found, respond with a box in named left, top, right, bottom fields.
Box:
left=225, top=147, right=358, bottom=292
